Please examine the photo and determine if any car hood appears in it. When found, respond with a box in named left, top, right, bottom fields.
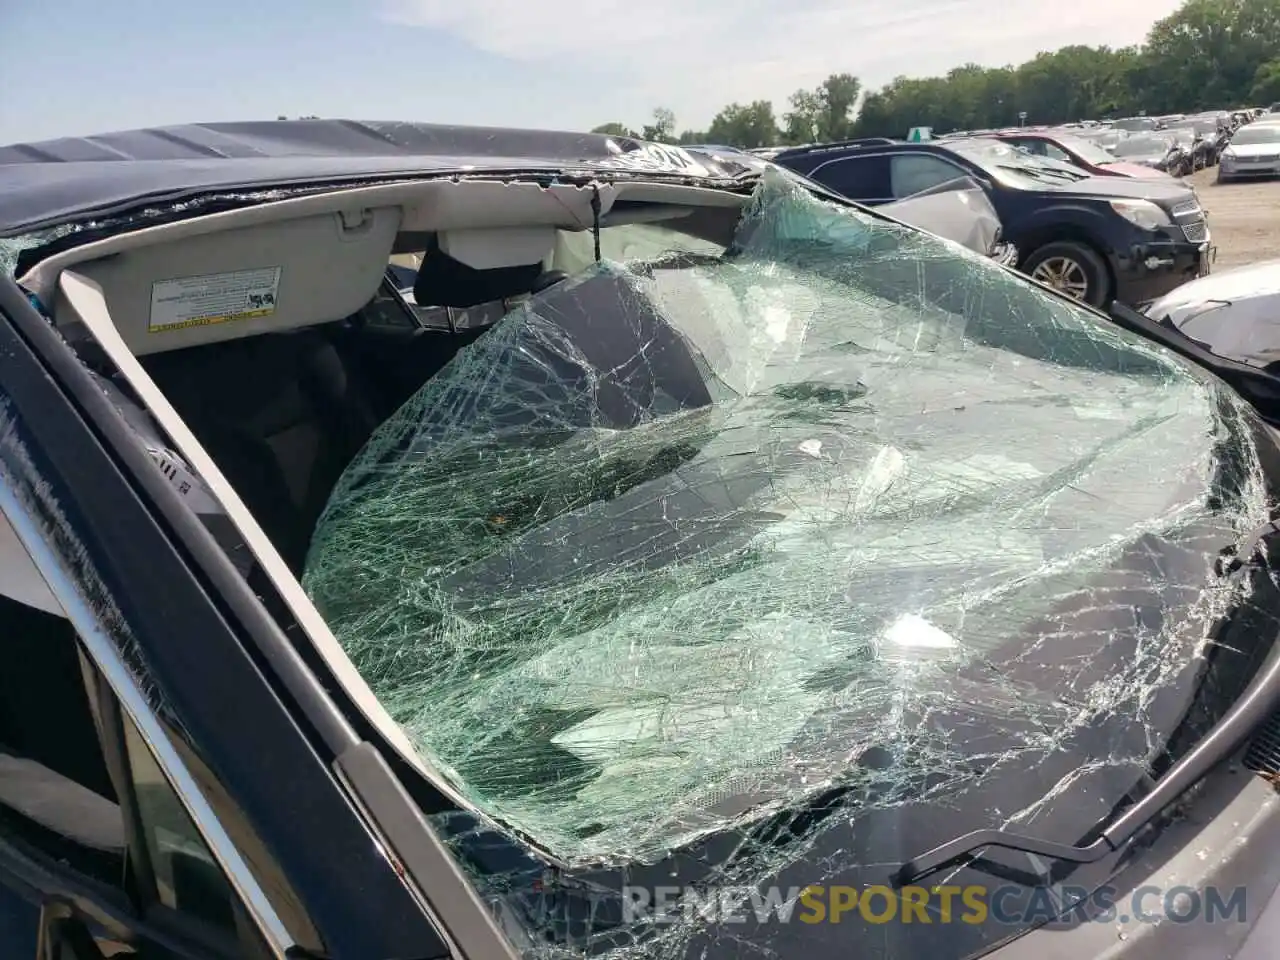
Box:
left=1146, top=260, right=1280, bottom=367
left=1149, top=259, right=1280, bottom=313
left=1050, top=171, right=1193, bottom=204
left=304, top=171, right=1270, bottom=960
left=1098, top=160, right=1174, bottom=179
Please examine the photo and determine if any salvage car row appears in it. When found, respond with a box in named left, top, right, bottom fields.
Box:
left=946, top=106, right=1269, bottom=177
left=769, top=135, right=1212, bottom=307
left=758, top=110, right=1280, bottom=308
left=4, top=119, right=1280, bottom=960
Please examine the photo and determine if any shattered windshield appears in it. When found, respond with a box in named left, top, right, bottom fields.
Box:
left=1051, top=133, right=1119, bottom=166
left=1089, top=129, right=1126, bottom=152
left=944, top=139, right=1085, bottom=185
left=304, top=170, right=1269, bottom=959
left=1112, top=134, right=1172, bottom=157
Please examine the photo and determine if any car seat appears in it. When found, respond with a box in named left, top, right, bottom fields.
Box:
left=141, top=329, right=384, bottom=574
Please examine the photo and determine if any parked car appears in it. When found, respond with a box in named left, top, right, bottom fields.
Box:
left=1083, top=126, right=1131, bottom=155
left=5, top=119, right=1280, bottom=960
left=1218, top=122, right=1280, bottom=182
left=1107, top=132, right=1195, bottom=176
left=1112, top=116, right=1162, bottom=132
left=1145, top=259, right=1280, bottom=369
left=989, top=129, right=1172, bottom=179
left=773, top=136, right=1212, bottom=306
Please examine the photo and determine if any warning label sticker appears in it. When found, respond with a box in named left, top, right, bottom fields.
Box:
left=149, top=267, right=281, bottom=333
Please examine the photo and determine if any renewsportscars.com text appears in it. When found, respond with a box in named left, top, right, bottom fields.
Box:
left=619, top=883, right=1248, bottom=926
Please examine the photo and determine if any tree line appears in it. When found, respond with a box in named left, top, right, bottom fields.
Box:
left=592, top=0, right=1280, bottom=147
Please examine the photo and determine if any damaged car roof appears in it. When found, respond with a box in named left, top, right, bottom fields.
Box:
left=0, top=119, right=754, bottom=237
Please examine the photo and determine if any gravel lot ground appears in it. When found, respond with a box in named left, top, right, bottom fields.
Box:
left=1188, top=167, right=1280, bottom=270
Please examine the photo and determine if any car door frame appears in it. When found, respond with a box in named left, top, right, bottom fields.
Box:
left=0, top=275, right=513, bottom=959
left=807, top=149, right=983, bottom=206
left=805, top=153, right=894, bottom=204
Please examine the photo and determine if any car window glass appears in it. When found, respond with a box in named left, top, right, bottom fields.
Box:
left=812, top=155, right=890, bottom=200
left=0, top=594, right=125, bottom=886
left=120, top=713, right=244, bottom=935
left=889, top=154, right=964, bottom=198
left=1015, top=139, right=1047, bottom=156
left=0, top=580, right=265, bottom=953
left=1042, top=143, right=1071, bottom=163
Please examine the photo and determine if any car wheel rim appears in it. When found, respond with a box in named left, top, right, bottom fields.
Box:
left=1030, top=256, right=1090, bottom=300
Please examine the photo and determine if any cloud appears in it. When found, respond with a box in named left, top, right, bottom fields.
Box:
left=381, top=0, right=1183, bottom=127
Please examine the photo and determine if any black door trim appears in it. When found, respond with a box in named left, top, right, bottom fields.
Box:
left=0, top=277, right=451, bottom=959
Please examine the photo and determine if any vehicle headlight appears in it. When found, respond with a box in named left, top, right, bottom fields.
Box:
left=1110, top=199, right=1172, bottom=230
left=1221, top=152, right=1237, bottom=165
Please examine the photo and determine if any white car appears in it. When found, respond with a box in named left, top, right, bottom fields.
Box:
left=1145, top=259, right=1280, bottom=367
left=1218, top=122, right=1280, bottom=181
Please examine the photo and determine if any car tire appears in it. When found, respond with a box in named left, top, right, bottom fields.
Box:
left=1021, top=241, right=1110, bottom=307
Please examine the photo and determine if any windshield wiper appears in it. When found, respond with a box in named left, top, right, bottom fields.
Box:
left=896, top=519, right=1280, bottom=885
left=1000, top=164, right=1083, bottom=184
left=996, top=164, right=1059, bottom=183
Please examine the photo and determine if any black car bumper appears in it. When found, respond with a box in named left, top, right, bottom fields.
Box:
left=1111, top=238, right=1214, bottom=306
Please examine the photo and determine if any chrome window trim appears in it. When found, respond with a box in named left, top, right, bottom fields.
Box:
left=0, top=479, right=296, bottom=959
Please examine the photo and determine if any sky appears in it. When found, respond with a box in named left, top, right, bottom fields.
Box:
left=0, top=0, right=1186, bottom=146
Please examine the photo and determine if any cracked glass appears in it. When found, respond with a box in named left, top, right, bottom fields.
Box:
left=304, top=169, right=1274, bottom=959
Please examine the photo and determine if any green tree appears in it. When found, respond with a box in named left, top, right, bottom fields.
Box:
left=1143, top=0, right=1280, bottom=110
left=706, top=101, right=780, bottom=147
left=1250, top=58, right=1280, bottom=102
left=641, top=108, right=678, bottom=143
left=781, top=89, right=823, bottom=144
left=782, top=73, right=862, bottom=143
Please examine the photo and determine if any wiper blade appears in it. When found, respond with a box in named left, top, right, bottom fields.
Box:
left=999, top=165, right=1066, bottom=183
left=896, top=520, right=1280, bottom=887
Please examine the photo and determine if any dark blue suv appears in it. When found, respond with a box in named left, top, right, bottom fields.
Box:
left=774, top=137, right=1214, bottom=307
